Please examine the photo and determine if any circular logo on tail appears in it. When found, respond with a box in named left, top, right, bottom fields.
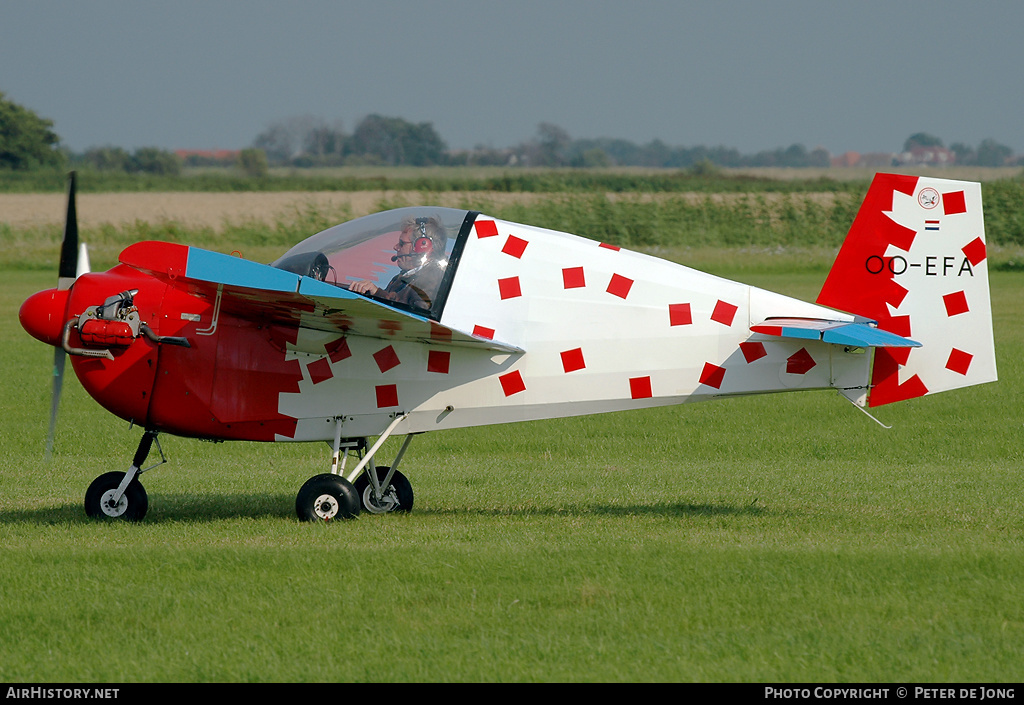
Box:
left=918, top=188, right=939, bottom=209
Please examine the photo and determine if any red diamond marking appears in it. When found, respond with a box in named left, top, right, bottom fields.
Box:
left=373, top=345, right=400, bottom=373
left=475, top=220, right=499, bottom=238
left=739, top=341, right=767, bottom=363
left=699, top=362, right=726, bottom=389
left=943, top=190, right=967, bottom=215
left=562, top=266, right=586, bottom=289
left=629, top=376, right=653, bottom=399
left=599, top=242, right=620, bottom=251
left=943, top=291, right=969, bottom=317
left=308, top=357, right=333, bottom=384
left=498, top=276, right=522, bottom=300
left=502, top=235, right=528, bottom=258
left=786, top=348, right=816, bottom=375
left=473, top=325, right=495, bottom=340
left=946, top=348, right=973, bottom=375
left=499, top=370, right=526, bottom=396
left=711, top=300, right=738, bottom=326
left=327, top=337, right=351, bottom=363
left=427, top=350, right=450, bottom=374
left=962, top=237, right=986, bottom=266
left=607, top=274, right=634, bottom=299
left=669, top=302, right=692, bottom=326
left=561, top=348, right=586, bottom=373
left=375, top=384, right=399, bottom=408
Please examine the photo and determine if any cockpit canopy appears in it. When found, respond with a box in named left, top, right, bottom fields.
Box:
left=272, top=207, right=474, bottom=321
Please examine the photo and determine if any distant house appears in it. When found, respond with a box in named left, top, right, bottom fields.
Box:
left=860, top=152, right=899, bottom=167
left=830, top=151, right=899, bottom=168
left=175, top=149, right=241, bottom=166
left=896, top=146, right=956, bottom=167
left=830, top=151, right=861, bottom=168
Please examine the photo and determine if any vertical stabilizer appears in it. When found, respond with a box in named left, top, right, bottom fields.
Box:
left=817, top=173, right=996, bottom=407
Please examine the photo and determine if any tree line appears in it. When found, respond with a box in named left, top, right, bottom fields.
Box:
left=1, top=91, right=1021, bottom=174
left=250, top=117, right=838, bottom=169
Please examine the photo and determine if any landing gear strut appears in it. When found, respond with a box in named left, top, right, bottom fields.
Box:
left=295, top=415, right=416, bottom=522
left=84, top=429, right=165, bottom=521
left=354, top=466, right=413, bottom=514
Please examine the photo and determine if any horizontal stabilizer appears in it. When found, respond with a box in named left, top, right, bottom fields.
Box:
left=751, top=318, right=920, bottom=348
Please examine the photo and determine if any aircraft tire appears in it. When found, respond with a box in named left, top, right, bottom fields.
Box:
left=354, top=466, right=414, bottom=514
left=296, top=473, right=360, bottom=522
left=85, top=471, right=149, bottom=521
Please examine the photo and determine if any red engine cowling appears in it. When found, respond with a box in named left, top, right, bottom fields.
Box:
left=65, top=268, right=164, bottom=426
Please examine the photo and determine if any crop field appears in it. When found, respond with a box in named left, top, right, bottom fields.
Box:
left=0, top=182, right=1022, bottom=682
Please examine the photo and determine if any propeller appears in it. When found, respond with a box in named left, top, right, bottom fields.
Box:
left=45, top=172, right=84, bottom=459
left=57, top=171, right=79, bottom=289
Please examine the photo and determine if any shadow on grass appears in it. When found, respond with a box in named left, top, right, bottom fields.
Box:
left=0, top=495, right=769, bottom=524
left=423, top=502, right=769, bottom=519
left=0, top=493, right=296, bottom=525
left=598, top=502, right=767, bottom=518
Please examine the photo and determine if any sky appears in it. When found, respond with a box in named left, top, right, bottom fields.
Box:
left=2, top=0, right=1022, bottom=157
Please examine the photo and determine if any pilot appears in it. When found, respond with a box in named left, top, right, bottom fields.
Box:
left=350, top=215, right=447, bottom=310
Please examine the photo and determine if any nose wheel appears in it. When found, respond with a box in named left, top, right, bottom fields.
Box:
left=84, top=430, right=162, bottom=521
left=85, top=472, right=149, bottom=521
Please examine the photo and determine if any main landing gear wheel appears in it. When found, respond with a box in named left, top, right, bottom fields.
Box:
left=85, top=472, right=149, bottom=521
left=296, top=474, right=360, bottom=522
left=354, top=466, right=414, bottom=514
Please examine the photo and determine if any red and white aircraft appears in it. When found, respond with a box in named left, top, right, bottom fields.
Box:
left=19, top=173, right=997, bottom=521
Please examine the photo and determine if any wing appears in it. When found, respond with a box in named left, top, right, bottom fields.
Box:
left=119, top=241, right=522, bottom=352
left=751, top=317, right=921, bottom=348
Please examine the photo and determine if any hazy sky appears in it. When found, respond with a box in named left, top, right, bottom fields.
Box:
left=3, top=0, right=1022, bottom=156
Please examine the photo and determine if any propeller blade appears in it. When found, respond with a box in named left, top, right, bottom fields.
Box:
left=76, top=242, right=91, bottom=277
left=45, top=348, right=66, bottom=460
left=46, top=171, right=79, bottom=458
left=57, top=171, right=78, bottom=290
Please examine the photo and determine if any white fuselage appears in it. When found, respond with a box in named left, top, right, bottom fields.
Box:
left=278, top=216, right=869, bottom=441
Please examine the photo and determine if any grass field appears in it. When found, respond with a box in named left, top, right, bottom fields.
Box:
left=1, top=244, right=1021, bottom=682
left=3, top=189, right=1023, bottom=276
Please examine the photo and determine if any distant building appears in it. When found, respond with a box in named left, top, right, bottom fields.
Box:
left=175, top=149, right=240, bottom=166
left=830, top=151, right=899, bottom=168
left=896, top=147, right=956, bottom=167
left=831, top=151, right=860, bottom=168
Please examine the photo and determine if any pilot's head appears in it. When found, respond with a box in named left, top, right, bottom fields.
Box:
left=393, top=215, right=447, bottom=271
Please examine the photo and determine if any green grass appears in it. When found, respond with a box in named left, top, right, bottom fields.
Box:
left=4, top=190, right=1024, bottom=274
left=0, top=165, right=869, bottom=194
left=1, top=261, right=1021, bottom=683
left=2, top=165, right=1021, bottom=196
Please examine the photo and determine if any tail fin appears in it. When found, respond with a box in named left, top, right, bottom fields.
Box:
left=817, top=173, right=997, bottom=407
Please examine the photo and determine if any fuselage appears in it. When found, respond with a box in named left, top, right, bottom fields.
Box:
left=21, top=209, right=869, bottom=443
